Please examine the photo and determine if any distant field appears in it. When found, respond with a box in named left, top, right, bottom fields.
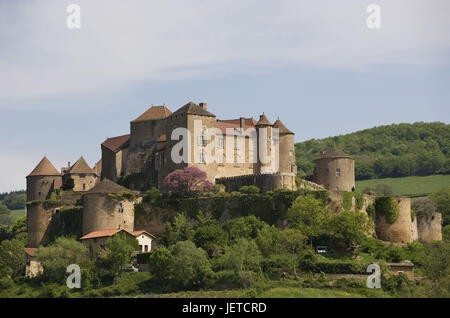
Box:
left=356, top=174, right=450, bottom=198
left=9, top=208, right=26, bottom=221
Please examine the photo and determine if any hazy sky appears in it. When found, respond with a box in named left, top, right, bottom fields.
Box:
left=0, top=0, right=449, bottom=192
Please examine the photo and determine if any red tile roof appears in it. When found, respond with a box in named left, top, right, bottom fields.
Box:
left=131, top=230, right=157, bottom=239
left=157, top=134, right=167, bottom=142
left=80, top=228, right=134, bottom=240
left=101, top=134, right=130, bottom=153
left=132, top=106, right=172, bottom=122
left=255, top=114, right=271, bottom=126
left=169, top=102, right=216, bottom=118
left=24, top=247, right=37, bottom=257
left=272, top=119, right=294, bottom=135
left=318, top=147, right=353, bottom=160
left=27, top=157, right=60, bottom=177
left=216, top=118, right=256, bottom=136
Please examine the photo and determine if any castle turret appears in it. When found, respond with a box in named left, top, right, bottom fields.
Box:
left=82, top=179, right=138, bottom=236
left=26, top=156, right=62, bottom=247
left=26, top=156, right=62, bottom=201
left=272, top=119, right=296, bottom=175
left=255, top=114, right=273, bottom=174
left=313, top=147, right=355, bottom=192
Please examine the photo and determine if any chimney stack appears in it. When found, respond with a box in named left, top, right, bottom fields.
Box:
left=199, top=102, right=207, bottom=110
left=240, top=117, right=245, bottom=131
left=68, top=162, right=71, bottom=168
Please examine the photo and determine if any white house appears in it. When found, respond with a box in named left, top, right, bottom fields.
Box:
left=132, top=230, right=156, bottom=252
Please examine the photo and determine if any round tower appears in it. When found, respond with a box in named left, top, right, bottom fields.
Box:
left=272, top=119, right=296, bottom=175
left=26, top=156, right=62, bottom=247
left=313, top=147, right=355, bottom=192
left=375, top=197, right=413, bottom=243
left=82, top=179, right=137, bottom=236
left=26, top=156, right=62, bottom=201
left=255, top=114, right=273, bottom=174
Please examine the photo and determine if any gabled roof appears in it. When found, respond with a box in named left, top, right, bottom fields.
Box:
left=86, top=178, right=130, bottom=194
left=131, top=106, right=172, bottom=122
left=80, top=228, right=134, bottom=240
left=318, top=147, right=353, bottom=160
left=102, top=134, right=130, bottom=153
left=255, top=114, right=271, bottom=126
left=169, top=101, right=216, bottom=118
left=27, top=156, right=60, bottom=177
left=272, top=119, right=294, bottom=135
left=67, top=156, right=95, bottom=175
left=131, top=230, right=157, bottom=239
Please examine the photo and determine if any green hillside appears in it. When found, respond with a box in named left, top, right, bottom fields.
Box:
left=356, top=175, right=450, bottom=198
left=295, top=122, right=450, bottom=180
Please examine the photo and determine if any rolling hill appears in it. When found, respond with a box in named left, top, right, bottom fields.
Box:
left=295, top=122, right=450, bottom=181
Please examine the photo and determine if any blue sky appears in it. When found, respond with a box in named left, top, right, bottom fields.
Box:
left=0, top=0, right=449, bottom=192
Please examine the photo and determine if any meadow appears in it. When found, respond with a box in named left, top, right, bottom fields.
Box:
left=356, top=174, right=450, bottom=198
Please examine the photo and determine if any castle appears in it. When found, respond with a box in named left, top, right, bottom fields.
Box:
left=101, top=101, right=297, bottom=191
left=24, top=101, right=442, bottom=258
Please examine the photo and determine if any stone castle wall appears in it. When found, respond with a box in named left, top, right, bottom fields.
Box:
left=216, top=173, right=296, bottom=193
left=417, top=211, right=442, bottom=243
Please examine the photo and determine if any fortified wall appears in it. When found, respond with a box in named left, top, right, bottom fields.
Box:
left=416, top=211, right=442, bottom=243
left=216, top=173, right=296, bottom=193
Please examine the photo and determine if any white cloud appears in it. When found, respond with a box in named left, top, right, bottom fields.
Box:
left=0, top=0, right=449, bottom=103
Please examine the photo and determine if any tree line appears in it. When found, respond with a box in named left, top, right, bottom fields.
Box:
left=295, top=122, right=450, bottom=180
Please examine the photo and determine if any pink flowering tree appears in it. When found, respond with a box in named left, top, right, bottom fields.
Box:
left=163, top=166, right=214, bottom=196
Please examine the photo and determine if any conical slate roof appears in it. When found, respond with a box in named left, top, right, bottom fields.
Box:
left=86, top=178, right=130, bottom=194
left=27, top=157, right=60, bottom=177
left=68, top=156, right=95, bottom=174
left=131, top=106, right=172, bottom=122
left=272, top=119, right=294, bottom=135
left=169, top=102, right=216, bottom=118
left=319, top=147, right=353, bottom=160
left=255, top=114, right=271, bottom=126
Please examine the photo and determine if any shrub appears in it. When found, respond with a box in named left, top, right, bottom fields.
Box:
left=239, top=186, right=260, bottom=194
left=342, top=192, right=353, bottom=211
left=366, top=204, right=375, bottom=221
left=354, top=192, right=364, bottom=211
left=143, top=188, right=161, bottom=203
left=374, top=196, right=400, bottom=224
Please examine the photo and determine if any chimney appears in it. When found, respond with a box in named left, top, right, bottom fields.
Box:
left=68, top=162, right=71, bottom=168
left=240, top=117, right=245, bottom=131
left=199, top=102, right=207, bottom=110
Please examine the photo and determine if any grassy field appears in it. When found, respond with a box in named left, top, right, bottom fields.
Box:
left=9, top=208, right=26, bottom=221
left=356, top=174, right=450, bottom=198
